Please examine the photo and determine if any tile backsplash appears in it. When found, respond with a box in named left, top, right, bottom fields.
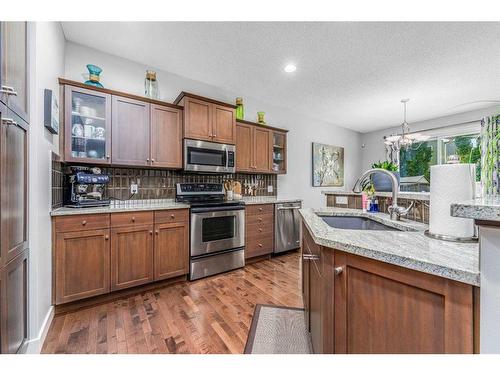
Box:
left=52, top=159, right=277, bottom=208
left=52, top=154, right=64, bottom=209
left=103, top=167, right=277, bottom=201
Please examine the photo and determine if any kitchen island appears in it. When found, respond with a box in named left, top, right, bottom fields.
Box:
left=299, top=207, right=479, bottom=354
left=452, top=196, right=500, bottom=354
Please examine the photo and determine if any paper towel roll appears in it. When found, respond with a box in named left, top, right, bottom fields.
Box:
left=429, top=164, right=476, bottom=238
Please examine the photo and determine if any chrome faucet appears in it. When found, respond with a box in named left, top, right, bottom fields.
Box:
left=352, top=168, right=413, bottom=221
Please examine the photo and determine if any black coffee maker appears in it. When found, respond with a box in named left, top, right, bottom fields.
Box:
left=64, top=166, right=111, bottom=208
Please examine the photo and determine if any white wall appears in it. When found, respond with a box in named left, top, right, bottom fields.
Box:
left=361, top=105, right=500, bottom=171
left=27, top=21, right=66, bottom=353
left=64, top=42, right=363, bottom=208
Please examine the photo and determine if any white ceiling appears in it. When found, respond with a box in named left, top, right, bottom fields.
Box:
left=61, top=22, right=500, bottom=133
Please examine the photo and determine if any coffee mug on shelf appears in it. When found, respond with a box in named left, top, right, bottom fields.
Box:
left=84, top=125, right=95, bottom=138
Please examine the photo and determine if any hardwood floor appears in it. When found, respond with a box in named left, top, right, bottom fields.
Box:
left=41, top=251, right=302, bottom=354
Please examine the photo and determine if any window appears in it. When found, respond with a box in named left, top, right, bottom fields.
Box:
left=399, top=132, right=481, bottom=192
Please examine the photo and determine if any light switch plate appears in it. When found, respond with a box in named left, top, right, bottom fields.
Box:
left=130, top=183, right=138, bottom=194
left=267, top=185, right=274, bottom=193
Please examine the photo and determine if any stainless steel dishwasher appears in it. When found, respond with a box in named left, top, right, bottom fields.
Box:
left=274, top=201, right=302, bottom=254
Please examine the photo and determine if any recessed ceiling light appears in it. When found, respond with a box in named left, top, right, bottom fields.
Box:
left=284, top=64, right=297, bottom=73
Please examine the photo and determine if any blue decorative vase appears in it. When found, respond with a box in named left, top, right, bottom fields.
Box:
left=371, top=171, right=400, bottom=192
left=84, top=64, right=104, bottom=88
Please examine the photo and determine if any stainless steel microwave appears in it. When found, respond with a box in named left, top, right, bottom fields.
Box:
left=184, top=139, right=235, bottom=173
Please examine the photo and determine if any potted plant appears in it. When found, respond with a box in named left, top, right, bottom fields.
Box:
left=371, top=160, right=400, bottom=192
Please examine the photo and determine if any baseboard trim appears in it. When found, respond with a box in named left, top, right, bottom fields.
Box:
left=25, top=305, right=54, bottom=354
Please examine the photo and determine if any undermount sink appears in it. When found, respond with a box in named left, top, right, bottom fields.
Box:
left=320, top=215, right=402, bottom=231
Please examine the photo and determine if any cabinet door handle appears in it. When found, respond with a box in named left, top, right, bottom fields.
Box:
left=1, top=118, right=15, bottom=126
left=131, top=217, right=135, bottom=222
left=105, top=235, right=109, bottom=240
left=334, top=266, right=344, bottom=275
left=258, top=243, right=263, bottom=247
left=170, top=214, right=175, bottom=219
left=149, top=230, right=153, bottom=235
left=258, top=207, right=263, bottom=212
left=82, top=220, right=87, bottom=225
left=258, top=228, right=263, bottom=232
left=106, top=155, right=110, bottom=159
left=146, top=158, right=150, bottom=162
left=0, top=86, right=18, bottom=96
left=155, top=230, right=159, bottom=235
left=151, top=158, right=155, bottom=163
left=303, top=253, right=319, bottom=261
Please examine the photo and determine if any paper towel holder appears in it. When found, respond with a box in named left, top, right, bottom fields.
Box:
left=424, top=230, right=478, bottom=243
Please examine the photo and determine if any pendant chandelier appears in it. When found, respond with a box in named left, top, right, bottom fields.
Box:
left=384, top=99, right=430, bottom=166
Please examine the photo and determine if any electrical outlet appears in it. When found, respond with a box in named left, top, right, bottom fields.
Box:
left=267, top=185, right=274, bottom=193
left=130, top=183, right=138, bottom=194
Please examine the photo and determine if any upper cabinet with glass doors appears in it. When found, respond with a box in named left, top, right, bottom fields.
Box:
left=64, top=85, right=112, bottom=164
left=0, top=22, right=29, bottom=123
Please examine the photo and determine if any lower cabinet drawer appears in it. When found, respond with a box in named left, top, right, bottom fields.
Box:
left=246, top=235, right=274, bottom=259
left=154, top=209, right=189, bottom=224
left=246, top=213, right=273, bottom=226
left=246, top=222, right=274, bottom=240
left=111, top=211, right=153, bottom=228
left=54, top=214, right=110, bottom=233
left=246, top=204, right=274, bottom=216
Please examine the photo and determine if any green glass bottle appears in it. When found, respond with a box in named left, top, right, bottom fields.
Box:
left=235, top=97, right=244, bottom=120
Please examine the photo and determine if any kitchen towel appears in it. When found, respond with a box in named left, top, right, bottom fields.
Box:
left=429, top=163, right=476, bottom=238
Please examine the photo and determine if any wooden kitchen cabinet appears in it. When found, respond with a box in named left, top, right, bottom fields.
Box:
left=245, top=204, right=274, bottom=259
left=175, top=92, right=236, bottom=144
left=235, top=122, right=253, bottom=172
left=253, top=126, right=272, bottom=172
left=55, top=229, right=111, bottom=304
left=302, top=224, right=334, bottom=354
left=236, top=120, right=288, bottom=174
left=59, top=79, right=183, bottom=168
left=1, top=109, right=28, bottom=266
left=0, top=250, right=28, bottom=354
left=236, top=121, right=272, bottom=173
left=111, top=224, right=154, bottom=291
left=301, top=223, right=475, bottom=354
left=112, top=95, right=150, bottom=166
left=212, top=104, right=236, bottom=144
left=154, top=221, right=189, bottom=281
left=302, top=245, right=310, bottom=332
left=63, top=84, right=112, bottom=165
left=272, top=131, right=287, bottom=174
left=0, top=22, right=29, bottom=123
left=150, top=104, right=183, bottom=168
left=334, top=251, right=474, bottom=354
left=182, top=96, right=212, bottom=141
left=0, top=25, right=29, bottom=354
left=52, top=209, right=189, bottom=305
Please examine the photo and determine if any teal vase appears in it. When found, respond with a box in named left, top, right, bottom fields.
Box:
left=84, top=64, right=104, bottom=88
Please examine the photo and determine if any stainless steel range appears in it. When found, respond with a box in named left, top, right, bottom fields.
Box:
left=176, top=183, right=245, bottom=280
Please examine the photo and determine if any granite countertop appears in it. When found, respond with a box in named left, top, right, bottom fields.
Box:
left=300, top=207, right=479, bottom=286
left=451, top=196, right=500, bottom=222
left=241, top=196, right=302, bottom=205
left=51, top=197, right=302, bottom=216
left=51, top=199, right=190, bottom=216
left=322, top=190, right=430, bottom=201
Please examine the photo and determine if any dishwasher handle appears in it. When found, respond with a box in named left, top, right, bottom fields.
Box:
left=277, top=206, right=301, bottom=210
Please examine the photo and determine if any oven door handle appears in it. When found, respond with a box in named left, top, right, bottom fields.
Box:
left=191, top=206, right=245, bottom=214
